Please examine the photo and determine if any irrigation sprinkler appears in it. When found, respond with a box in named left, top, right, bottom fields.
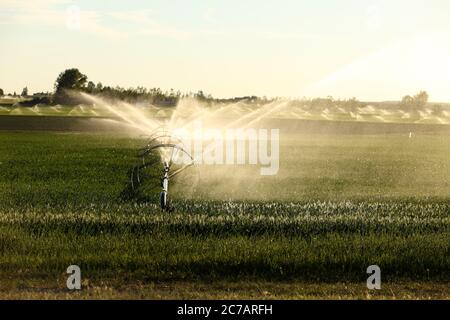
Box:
left=131, top=128, right=195, bottom=210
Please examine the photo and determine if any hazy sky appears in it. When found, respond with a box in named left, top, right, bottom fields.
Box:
left=1, top=0, right=450, bottom=101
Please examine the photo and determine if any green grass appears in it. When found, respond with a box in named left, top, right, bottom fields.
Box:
left=0, top=131, right=448, bottom=298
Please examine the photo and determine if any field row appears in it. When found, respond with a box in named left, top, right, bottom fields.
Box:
left=0, top=201, right=448, bottom=236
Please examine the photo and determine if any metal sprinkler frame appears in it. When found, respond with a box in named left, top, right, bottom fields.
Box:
left=131, top=128, right=195, bottom=211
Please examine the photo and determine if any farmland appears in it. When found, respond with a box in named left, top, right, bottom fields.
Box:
left=0, top=122, right=449, bottom=299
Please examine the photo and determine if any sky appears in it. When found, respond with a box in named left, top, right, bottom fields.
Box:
left=1, top=0, right=450, bottom=101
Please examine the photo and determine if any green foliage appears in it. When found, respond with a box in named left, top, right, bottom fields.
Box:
left=21, top=86, right=28, bottom=97
left=54, top=68, right=87, bottom=92
left=86, top=81, right=95, bottom=93
left=54, top=68, right=88, bottom=104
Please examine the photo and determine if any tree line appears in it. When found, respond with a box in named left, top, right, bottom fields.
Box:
left=51, top=68, right=272, bottom=106
left=0, top=87, right=29, bottom=98
left=0, top=68, right=442, bottom=115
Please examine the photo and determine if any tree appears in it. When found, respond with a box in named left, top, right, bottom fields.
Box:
left=345, top=97, right=362, bottom=113
left=0, top=88, right=3, bottom=96
left=96, top=82, right=103, bottom=91
left=413, top=90, right=429, bottom=109
left=21, top=87, right=28, bottom=97
left=195, top=90, right=206, bottom=101
left=86, top=81, right=95, bottom=93
left=401, top=95, right=414, bottom=108
left=401, top=91, right=429, bottom=111
left=54, top=68, right=87, bottom=93
left=54, top=68, right=88, bottom=104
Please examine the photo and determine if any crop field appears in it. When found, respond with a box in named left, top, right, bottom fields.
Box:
left=0, top=126, right=449, bottom=299
left=1, top=101, right=450, bottom=125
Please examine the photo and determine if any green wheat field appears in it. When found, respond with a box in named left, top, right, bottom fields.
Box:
left=0, top=122, right=449, bottom=299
